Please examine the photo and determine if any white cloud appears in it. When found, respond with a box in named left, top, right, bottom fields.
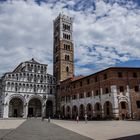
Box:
left=0, top=0, right=140, bottom=76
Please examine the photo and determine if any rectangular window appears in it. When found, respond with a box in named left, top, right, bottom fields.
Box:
left=104, top=74, right=107, bottom=80
left=95, top=90, right=99, bottom=96
left=87, top=79, right=90, bottom=84
left=80, top=93, right=84, bottom=98
left=136, top=101, right=140, bottom=108
left=86, top=92, right=91, bottom=97
left=73, top=95, right=76, bottom=99
left=105, top=88, right=109, bottom=94
left=119, top=86, right=124, bottom=92
left=118, top=72, right=123, bottom=78
left=95, top=76, right=98, bottom=82
left=133, top=72, right=137, bottom=78
left=80, top=81, right=82, bottom=87
left=121, top=102, right=126, bottom=109
left=134, top=86, right=139, bottom=92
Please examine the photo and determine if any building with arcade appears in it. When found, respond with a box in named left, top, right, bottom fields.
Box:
left=0, top=59, right=56, bottom=118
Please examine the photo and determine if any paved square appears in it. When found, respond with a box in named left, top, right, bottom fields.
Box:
left=0, top=119, right=92, bottom=140
left=0, top=119, right=140, bottom=140
left=52, top=120, right=140, bottom=140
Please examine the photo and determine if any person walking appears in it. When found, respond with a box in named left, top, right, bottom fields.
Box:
left=76, top=115, right=79, bottom=123
left=41, top=115, right=44, bottom=121
left=84, top=113, right=87, bottom=123
left=48, top=116, right=51, bottom=122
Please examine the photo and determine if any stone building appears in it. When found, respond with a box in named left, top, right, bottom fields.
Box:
left=0, top=59, right=56, bottom=118
left=53, top=14, right=74, bottom=84
left=59, top=67, right=140, bottom=120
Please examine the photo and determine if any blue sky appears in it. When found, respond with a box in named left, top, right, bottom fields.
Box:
left=0, top=0, right=140, bottom=76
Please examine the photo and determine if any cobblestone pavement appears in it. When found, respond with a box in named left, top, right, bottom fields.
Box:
left=0, top=119, right=92, bottom=140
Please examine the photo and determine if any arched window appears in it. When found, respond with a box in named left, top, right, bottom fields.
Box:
left=67, top=55, right=69, bottom=61
left=7, top=82, right=10, bottom=87
left=66, top=66, right=69, bottom=72
left=15, top=83, right=18, bottom=92
left=65, top=55, right=70, bottom=61
left=50, top=88, right=52, bottom=94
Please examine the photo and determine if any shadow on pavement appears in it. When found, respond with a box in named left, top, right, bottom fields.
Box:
left=110, top=134, right=140, bottom=140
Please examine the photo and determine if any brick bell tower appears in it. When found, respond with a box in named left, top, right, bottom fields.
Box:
left=53, top=14, right=74, bottom=84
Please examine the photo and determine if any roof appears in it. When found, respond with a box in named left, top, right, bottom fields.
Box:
left=71, top=75, right=84, bottom=81
left=25, top=58, right=41, bottom=64
left=60, top=66, right=140, bottom=84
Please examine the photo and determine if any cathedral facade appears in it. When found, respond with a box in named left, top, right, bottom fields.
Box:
left=0, top=59, right=56, bottom=118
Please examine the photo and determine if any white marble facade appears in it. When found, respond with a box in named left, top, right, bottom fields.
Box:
left=0, top=59, right=56, bottom=118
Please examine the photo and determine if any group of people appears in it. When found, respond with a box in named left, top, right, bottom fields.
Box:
left=76, top=114, right=88, bottom=123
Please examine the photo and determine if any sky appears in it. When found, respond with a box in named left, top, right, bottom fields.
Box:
left=0, top=0, right=140, bottom=76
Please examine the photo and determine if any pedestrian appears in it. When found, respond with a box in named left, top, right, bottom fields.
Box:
left=84, top=113, right=87, bottom=123
left=41, top=115, right=44, bottom=121
left=59, top=114, right=61, bottom=119
left=48, top=116, right=51, bottom=122
left=76, top=115, right=79, bottom=123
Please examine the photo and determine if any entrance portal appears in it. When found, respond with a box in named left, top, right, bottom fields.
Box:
left=28, top=98, right=42, bottom=117
left=46, top=100, right=53, bottom=118
left=9, top=98, right=23, bottom=117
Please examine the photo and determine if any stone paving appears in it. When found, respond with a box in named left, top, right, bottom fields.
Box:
left=52, top=120, right=140, bottom=140
left=0, top=119, right=140, bottom=140
left=0, top=119, right=92, bottom=140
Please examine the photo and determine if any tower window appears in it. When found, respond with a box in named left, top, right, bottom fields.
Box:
left=65, top=55, right=70, bottom=61
left=63, top=24, right=70, bottom=30
left=66, top=66, right=69, bottom=72
left=64, top=44, right=71, bottom=50
left=63, top=33, right=70, bottom=40
left=56, top=56, right=58, bottom=62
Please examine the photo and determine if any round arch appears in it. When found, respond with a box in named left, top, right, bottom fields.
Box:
left=9, top=97, right=23, bottom=117
left=72, top=105, right=78, bottom=119
left=28, top=97, right=42, bottom=117
left=27, top=95, right=43, bottom=104
left=119, top=101, right=129, bottom=120
left=79, top=104, right=85, bottom=119
left=46, top=100, right=53, bottom=118
left=86, top=103, right=93, bottom=120
left=8, top=94, right=25, bottom=105
left=94, top=102, right=102, bottom=119
left=61, top=105, right=65, bottom=118
left=66, top=106, right=71, bottom=119
left=104, top=101, right=113, bottom=119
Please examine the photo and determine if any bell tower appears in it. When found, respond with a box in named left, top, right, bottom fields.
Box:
left=53, top=14, right=74, bottom=84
